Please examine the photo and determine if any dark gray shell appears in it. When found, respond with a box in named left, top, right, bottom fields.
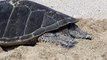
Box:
left=0, top=1, right=77, bottom=45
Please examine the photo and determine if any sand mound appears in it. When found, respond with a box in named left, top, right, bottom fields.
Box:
left=0, top=19, right=107, bottom=60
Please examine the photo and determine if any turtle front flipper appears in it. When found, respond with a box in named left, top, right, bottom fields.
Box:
left=69, top=23, right=92, bottom=40
left=38, top=31, right=75, bottom=48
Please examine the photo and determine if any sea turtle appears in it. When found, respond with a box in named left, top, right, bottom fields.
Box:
left=0, top=0, right=92, bottom=48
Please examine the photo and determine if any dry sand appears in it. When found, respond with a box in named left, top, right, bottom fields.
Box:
left=31, top=0, right=107, bottom=20
left=0, top=19, right=107, bottom=60
left=0, top=0, right=107, bottom=60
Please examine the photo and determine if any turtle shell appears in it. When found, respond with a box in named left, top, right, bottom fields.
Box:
left=0, top=1, right=77, bottom=45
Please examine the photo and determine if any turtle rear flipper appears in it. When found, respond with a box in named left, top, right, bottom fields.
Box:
left=38, top=30, right=75, bottom=48
left=69, top=24, right=92, bottom=40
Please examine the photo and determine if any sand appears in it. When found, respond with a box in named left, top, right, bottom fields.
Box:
left=0, top=0, right=107, bottom=60
left=0, top=19, right=107, bottom=60
left=31, top=0, right=107, bottom=20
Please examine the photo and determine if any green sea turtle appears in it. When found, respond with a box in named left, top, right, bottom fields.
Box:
left=0, top=0, right=92, bottom=48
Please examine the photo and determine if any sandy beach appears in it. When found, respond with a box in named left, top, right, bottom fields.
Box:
left=0, top=0, right=107, bottom=60
left=31, top=0, right=107, bottom=20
